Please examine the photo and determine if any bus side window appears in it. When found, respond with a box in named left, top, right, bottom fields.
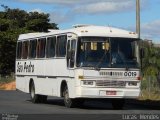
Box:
left=37, top=38, right=46, bottom=58
left=46, top=36, right=56, bottom=58
left=56, top=35, right=67, bottom=57
left=29, top=39, right=37, bottom=59
left=16, top=42, right=22, bottom=59
left=22, top=41, right=29, bottom=59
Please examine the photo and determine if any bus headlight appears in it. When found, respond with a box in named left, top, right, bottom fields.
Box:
left=128, top=81, right=138, bottom=86
left=81, top=80, right=95, bottom=87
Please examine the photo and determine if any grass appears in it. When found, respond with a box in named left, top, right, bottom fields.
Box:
left=0, top=76, right=15, bottom=84
left=139, top=76, right=160, bottom=101
left=139, top=89, right=160, bottom=101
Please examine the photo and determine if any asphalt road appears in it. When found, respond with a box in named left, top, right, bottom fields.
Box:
left=0, top=90, right=160, bottom=120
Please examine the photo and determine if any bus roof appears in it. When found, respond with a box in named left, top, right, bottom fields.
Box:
left=18, top=25, right=138, bottom=41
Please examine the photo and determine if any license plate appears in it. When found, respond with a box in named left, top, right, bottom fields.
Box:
left=106, top=91, right=116, bottom=95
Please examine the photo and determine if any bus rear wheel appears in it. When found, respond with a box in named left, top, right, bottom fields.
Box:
left=30, top=82, right=47, bottom=103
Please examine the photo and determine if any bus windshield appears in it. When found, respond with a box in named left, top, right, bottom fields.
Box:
left=76, top=37, right=139, bottom=69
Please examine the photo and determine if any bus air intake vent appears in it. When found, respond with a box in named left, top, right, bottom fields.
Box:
left=96, top=80, right=126, bottom=88
left=99, top=72, right=123, bottom=77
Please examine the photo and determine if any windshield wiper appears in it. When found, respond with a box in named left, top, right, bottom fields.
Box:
left=95, top=51, right=107, bottom=70
left=118, top=53, right=129, bottom=70
left=111, top=53, right=129, bottom=70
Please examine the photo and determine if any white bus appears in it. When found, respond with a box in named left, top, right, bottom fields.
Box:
left=16, top=25, right=141, bottom=109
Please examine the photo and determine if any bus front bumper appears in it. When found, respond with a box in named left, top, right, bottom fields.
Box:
left=75, top=87, right=140, bottom=99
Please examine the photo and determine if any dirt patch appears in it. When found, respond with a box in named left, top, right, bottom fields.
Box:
left=0, top=81, right=16, bottom=90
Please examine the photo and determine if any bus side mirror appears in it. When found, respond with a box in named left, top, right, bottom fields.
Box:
left=140, top=48, right=145, bottom=58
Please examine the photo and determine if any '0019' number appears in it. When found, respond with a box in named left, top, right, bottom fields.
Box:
left=124, top=72, right=137, bottom=77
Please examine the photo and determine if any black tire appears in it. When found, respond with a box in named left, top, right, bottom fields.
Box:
left=111, top=99, right=125, bottom=110
left=30, top=82, right=47, bottom=103
left=63, top=86, right=77, bottom=108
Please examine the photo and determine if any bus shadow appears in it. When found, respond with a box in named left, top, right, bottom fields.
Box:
left=81, top=99, right=160, bottom=110
left=27, top=98, right=160, bottom=110
left=126, top=99, right=160, bottom=110
left=46, top=99, right=65, bottom=107
left=26, top=98, right=65, bottom=107
left=45, top=99, right=114, bottom=110
left=80, top=100, right=113, bottom=110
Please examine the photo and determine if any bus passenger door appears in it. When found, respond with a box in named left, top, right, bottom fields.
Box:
left=67, top=39, right=76, bottom=77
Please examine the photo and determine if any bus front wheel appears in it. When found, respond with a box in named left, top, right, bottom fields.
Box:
left=63, top=86, right=76, bottom=108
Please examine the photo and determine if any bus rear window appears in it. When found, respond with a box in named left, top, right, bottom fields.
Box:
left=22, top=41, right=29, bottom=59
left=16, top=42, right=22, bottom=59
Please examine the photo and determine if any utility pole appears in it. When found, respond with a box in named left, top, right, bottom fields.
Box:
left=136, top=0, right=140, bottom=39
left=136, top=0, right=141, bottom=68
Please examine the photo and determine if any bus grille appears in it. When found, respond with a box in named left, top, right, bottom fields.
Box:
left=99, top=72, right=123, bottom=77
left=96, top=80, right=126, bottom=88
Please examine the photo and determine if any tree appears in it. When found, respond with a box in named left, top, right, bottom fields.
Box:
left=0, top=5, right=58, bottom=75
left=26, top=12, right=58, bottom=32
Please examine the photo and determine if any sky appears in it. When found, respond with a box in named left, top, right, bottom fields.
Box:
left=0, top=0, right=160, bottom=43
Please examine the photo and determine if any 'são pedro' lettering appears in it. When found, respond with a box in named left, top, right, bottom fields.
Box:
left=17, top=62, right=34, bottom=73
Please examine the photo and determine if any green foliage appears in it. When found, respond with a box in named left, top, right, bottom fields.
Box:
left=26, top=12, right=58, bottom=31
left=141, top=41, right=160, bottom=77
left=0, top=75, right=15, bottom=84
left=140, top=40, right=160, bottom=100
left=0, top=5, right=58, bottom=75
